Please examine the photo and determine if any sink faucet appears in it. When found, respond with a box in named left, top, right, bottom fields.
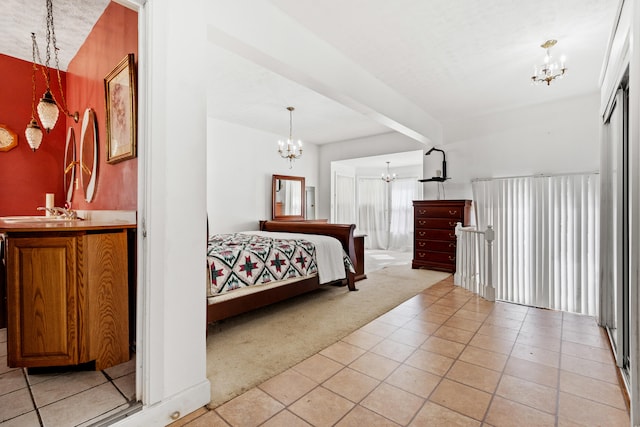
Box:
left=37, top=206, right=79, bottom=219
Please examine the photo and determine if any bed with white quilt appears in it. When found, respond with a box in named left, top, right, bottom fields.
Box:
left=206, top=221, right=358, bottom=323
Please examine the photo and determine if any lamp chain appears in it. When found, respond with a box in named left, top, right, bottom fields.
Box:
left=289, top=108, right=293, bottom=140
left=48, top=0, right=71, bottom=116
left=44, top=0, right=53, bottom=85
left=30, top=36, right=39, bottom=120
left=32, top=33, right=47, bottom=89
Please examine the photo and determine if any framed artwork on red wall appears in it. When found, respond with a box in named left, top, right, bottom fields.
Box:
left=104, top=53, right=136, bottom=164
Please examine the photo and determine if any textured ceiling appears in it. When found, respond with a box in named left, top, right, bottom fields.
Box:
left=0, top=0, right=620, bottom=147
left=0, top=0, right=110, bottom=70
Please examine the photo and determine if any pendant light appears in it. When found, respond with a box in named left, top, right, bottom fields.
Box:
left=277, top=106, right=303, bottom=168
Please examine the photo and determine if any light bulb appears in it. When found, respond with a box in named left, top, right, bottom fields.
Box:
left=25, top=118, right=43, bottom=151
left=37, top=89, right=59, bottom=132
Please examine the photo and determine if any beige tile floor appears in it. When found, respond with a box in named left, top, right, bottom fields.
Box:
left=0, top=328, right=136, bottom=426
left=179, top=276, right=630, bottom=427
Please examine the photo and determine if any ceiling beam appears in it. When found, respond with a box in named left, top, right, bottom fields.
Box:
left=205, top=0, right=442, bottom=145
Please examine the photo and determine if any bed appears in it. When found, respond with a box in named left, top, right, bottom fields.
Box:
left=206, top=220, right=359, bottom=324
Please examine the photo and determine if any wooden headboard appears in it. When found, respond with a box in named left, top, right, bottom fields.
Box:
left=259, top=220, right=357, bottom=290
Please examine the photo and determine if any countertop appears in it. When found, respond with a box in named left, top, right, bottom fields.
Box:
left=0, top=218, right=136, bottom=233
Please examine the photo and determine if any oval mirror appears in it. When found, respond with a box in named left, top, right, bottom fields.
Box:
left=63, top=127, right=76, bottom=205
left=272, top=174, right=305, bottom=221
left=80, top=108, right=98, bottom=202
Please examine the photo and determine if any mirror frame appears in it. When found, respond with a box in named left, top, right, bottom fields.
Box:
left=272, top=174, right=305, bottom=221
left=63, top=127, right=76, bottom=205
left=80, top=108, right=98, bottom=202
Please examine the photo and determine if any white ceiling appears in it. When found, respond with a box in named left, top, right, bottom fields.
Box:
left=0, top=0, right=110, bottom=70
left=205, top=0, right=619, bottom=145
left=0, top=0, right=620, bottom=147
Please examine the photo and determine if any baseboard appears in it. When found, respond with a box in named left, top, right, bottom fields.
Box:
left=110, top=379, right=211, bottom=427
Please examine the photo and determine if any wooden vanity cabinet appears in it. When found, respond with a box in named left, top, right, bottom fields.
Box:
left=6, top=230, right=130, bottom=370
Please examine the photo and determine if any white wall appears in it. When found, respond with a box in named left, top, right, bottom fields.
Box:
left=319, top=92, right=601, bottom=216
left=599, top=0, right=639, bottom=424
left=319, top=133, right=427, bottom=219
left=427, top=91, right=601, bottom=200
left=206, top=118, right=319, bottom=233
left=356, top=164, right=422, bottom=180
left=115, top=0, right=211, bottom=425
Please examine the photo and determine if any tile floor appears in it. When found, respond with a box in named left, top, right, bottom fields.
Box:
left=178, top=275, right=630, bottom=427
left=0, top=329, right=137, bottom=426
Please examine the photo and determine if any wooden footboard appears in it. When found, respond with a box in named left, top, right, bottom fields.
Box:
left=259, top=220, right=358, bottom=291
left=206, top=221, right=359, bottom=325
left=207, top=276, right=320, bottom=323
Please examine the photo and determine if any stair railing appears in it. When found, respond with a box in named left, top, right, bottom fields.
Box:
left=454, top=223, right=495, bottom=301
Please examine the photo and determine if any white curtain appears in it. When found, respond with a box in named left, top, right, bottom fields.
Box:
left=357, top=177, right=419, bottom=250
left=357, top=178, right=388, bottom=249
left=335, top=174, right=356, bottom=224
left=389, top=178, right=420, bottom=251
left=472, top=173, right=600, bottom=315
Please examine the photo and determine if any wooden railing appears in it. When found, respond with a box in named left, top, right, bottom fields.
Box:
left=454, top=223, right=495, bottom=301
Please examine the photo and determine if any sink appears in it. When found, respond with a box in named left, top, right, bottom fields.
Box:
left=0, top=216, right=82, bottom=224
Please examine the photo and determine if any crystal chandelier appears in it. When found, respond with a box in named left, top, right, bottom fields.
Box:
left=531, top=39, right=567, bottom=86
left=381, top=161, right=397, bottom=183
left=277, top=106, right=303, bottom=168
left=25, top=0, right=79, bottom=150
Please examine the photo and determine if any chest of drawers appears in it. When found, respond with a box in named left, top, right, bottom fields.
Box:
left=412, top=200, right=472, bottom=273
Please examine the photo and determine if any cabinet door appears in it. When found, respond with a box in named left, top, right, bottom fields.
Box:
left=7, top=236, right=78, bottom=367
left=80, top=231, right=130, bottom=370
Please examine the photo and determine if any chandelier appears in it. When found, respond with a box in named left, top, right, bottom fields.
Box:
left=531, top=40, right=567, bottom=86
left=25, top=0, right=79, bottom=151
left=381, top=161, right=397, bottom=183
left=277, top=106, right=303, bottom=168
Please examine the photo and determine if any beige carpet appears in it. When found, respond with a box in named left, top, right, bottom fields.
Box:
left=205, top=265, right=450, bottom=408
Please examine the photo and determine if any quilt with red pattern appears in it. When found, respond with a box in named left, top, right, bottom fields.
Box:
left=207, top=233, right=319, bottom=297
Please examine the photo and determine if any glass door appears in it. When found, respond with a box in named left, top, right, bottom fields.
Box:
left=606, top=82, right=630, bottom=378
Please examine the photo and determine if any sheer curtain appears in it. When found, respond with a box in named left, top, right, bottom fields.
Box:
left=357, top=178, right=388, bottom=249
left=389, top=178, right=420, bottom=250
left=283, top=180, right=301, bottom=215
left=356, top=177, right=419, bottom=250
left=335, top=174, right=356, bottom=224
left=472, top=173, right=599, bottom=315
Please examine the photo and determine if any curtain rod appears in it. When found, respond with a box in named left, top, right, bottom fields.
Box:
left=471, top=170, right=599, bottom=183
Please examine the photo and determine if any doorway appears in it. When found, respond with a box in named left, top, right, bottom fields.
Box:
left=305, top=186, right=316, bottom=220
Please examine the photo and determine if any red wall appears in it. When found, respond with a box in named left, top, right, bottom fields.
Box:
left=0, top=2, right=138, bottom=216
left=0, top=54, right=67, bottom=215
left=66, top=2, right=138, bottom=210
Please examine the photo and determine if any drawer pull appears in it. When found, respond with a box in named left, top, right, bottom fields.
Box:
left=449, top=210, right=458, bottom=215
left=449, top=256, right=455, bottom=261
left=419, top=220, right=426, bottom=226
left=419, top=209, right=427, bottom=215
left=419, top=231, right=426, bottom=237
left=449, top=233, right=455, bottom=239
left=449, top=221, right=456, bottom=227
left=419, top=242, right=426, bottom=247
left=418, top=253, right=426, bottom=258
left=449, top=243, right=456, bottom=248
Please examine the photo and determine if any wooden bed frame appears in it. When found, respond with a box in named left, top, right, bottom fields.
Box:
left=206, top=220, right=358, bottom=324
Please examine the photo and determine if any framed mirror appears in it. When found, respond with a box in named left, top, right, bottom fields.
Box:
left=272, top=174, right=305, bottom=221
left=63, top=127, right=76, bottom=205
left=80, top=108, right=98, bottom=202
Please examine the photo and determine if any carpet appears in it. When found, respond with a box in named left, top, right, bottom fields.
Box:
left=205, top=265, right=450, bottom=408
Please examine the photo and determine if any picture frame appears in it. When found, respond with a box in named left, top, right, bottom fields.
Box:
left=104, top=53, right=136, bottom=164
